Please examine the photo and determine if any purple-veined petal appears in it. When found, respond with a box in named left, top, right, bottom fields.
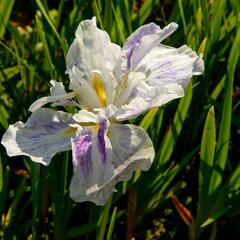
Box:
left=71, top=129, right=93, bottom=179
left=97, top=118, right=109, bottom=164
left=119, top=22, right=178, bottom=73
left=70, top=122, right=155, bottom=205
left=114, top=44, right=204, bottom=121
left=1, top=108, right=76, bottom=165
left=138, top=44, right=204, bottom=88
left=70, top=117, right=115, bottom=205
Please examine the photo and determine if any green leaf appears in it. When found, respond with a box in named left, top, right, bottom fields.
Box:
left=199, top=106, right=216, bottom=195
left=35, top=0, right=67, bottom=56
left=210, top=0, right=227, bottom=45
left=67, top=222, right=97, bottom=238
left=35, top=14, right=55, bottom=78
left=0, top=0, right=15, bottom=39
left=29, top=162, right=40, bottom=239
left=177, top=0, right=187, bottom=35
left=5, top=178, right=26, bottom=228
left=0, top=155, right=2, bottom=193
left=103, top=0, right=112, bottom=34
left=134, top=0, right=158, bottom=25
left=93, top=0, right=104, bottom=29
left=140, top=108, right=159, bottom=131
left=0, top=41, right=41, bottom=81
left=106, top=207, right=117, bottom=240
left=157, top=82, right=193, bottom=168
left=0, top=65, right=21, bottom=82
left=199, top=0, right=210, bottom=36
left=111, top=3, right=126, bottom=44
left=201, top=207, right=229, bottom=228
left=97, top=195, right=113, bottom=240
left=197, top=106, right=216, bottom=228
left=209, top=28, right=239, bottom=192
left=0, top=165, right=9, bottom=217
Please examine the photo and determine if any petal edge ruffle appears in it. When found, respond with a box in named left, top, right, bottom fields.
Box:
left=1, top=108, right=76, bottom=165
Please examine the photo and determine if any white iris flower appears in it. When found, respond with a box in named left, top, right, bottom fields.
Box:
left=1, top=17, right=204, bottom=205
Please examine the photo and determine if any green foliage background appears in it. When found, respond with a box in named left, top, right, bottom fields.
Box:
left=0, top=0, right=239, bottom=239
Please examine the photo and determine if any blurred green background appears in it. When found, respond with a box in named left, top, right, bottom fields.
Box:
left=0, top=0, right=239, bottom=239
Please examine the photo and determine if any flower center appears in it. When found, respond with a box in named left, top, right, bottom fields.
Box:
left=92, top=70, right=106, bottom=107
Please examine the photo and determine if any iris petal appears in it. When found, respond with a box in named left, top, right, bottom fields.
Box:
left=120, top=22, right=178, bottom=72
left=114, top=44, right=204, bottom=121
left=70, top=122, right=154, bottom=206
left=109, top=123, right=155, bottom=178
left=29, top=92, right=77, bottom=112
left=1, top=108, right=76, bottom=165
left=70, top=118, right=114, bottom=205
left=139, top=44, right=204, bottom=88
left=29, top=80, right=77, bottom=112
left=66, top=17, right=121, bottom=85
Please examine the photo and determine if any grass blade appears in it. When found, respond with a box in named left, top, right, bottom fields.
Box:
left=157, top=83, right=193, bottom=168
left=197, top=106, right=216, bottom=228
left=210, top=0, right=227, bottom=45
left=209, top=28, right=239, bottom=192
left=0, top=0, right=15, bottom=39
left=106, top=207, right=117, bottom=240
left=35, top=13, right=55, bottom=78
left=177, top=0, right=187, bottom=35
left=103, top=0, right=112, bottom=34
left=35, top=0, right=67, bottom=56
left=134, top=0, right=158, bottom=26
left=140, top=108, right=159, bottom=131
left=97, top=195, right=112, bottom=240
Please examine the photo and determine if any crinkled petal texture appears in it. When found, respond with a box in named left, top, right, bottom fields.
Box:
left=66, top=17, right=121, bottom=75
left=120, top=22, right=178, bottom=72
left=66, top=17, right=121, bottom=107
left=70, top=122, right=154, bottom=205
left=114, top=44, right=204, bottom=121
left=1, top=108, right=76, bottom=165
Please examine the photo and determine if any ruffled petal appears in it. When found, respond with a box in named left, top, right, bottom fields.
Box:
left=66, top=17, right=121, bottom=87
left=114, top=96, right=150, bottom=121
left=114, top=44, right=204, bottom=121
left=70, top=117, right=115, bottom=205
left=70, top=123, right=154, bottom=205
left=114, top=84, right=184, bottom=121
left=109, top=123, right=155, bottom=179
left=120, top=22, right=178, bottom=72
left=1, top=108, right=76, bottom=165
left=137, top=44, right=204, bottom=88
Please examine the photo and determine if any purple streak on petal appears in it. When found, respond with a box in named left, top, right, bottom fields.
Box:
left=51, top=99, right=81, bottom=108
left=73, top=130, right=92, bottom=178
left=123, top=23, right=160, bottom=69
left=97, top=118, right=108, bottom=164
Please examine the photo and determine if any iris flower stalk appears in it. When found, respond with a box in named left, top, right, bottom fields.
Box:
left=1, top=17, right=204, bottom=205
